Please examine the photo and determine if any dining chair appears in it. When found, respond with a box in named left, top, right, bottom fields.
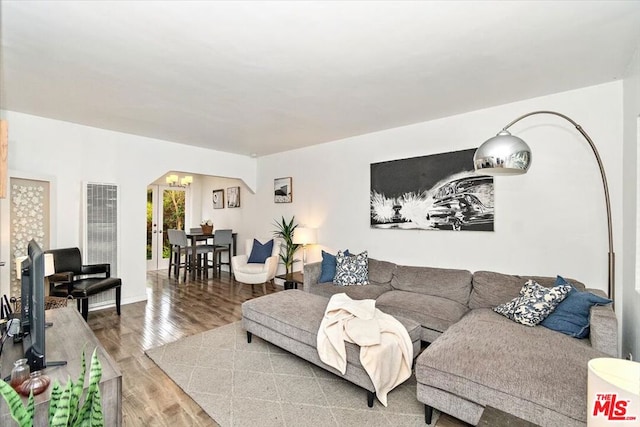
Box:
left=167, top=229, right=190, bottom=281
left=213, top=229, right=233, bottom=277
left=189, top=227, right=217, bottom=278
left=168, top=229, right=213, bottom=281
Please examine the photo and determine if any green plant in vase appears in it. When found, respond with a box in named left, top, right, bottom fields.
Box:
left=272, top=216, right=300, bottom=275
left=0, top=347, right=104, bottom=427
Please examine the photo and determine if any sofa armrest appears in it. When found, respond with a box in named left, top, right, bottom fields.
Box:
left=303, top=262, right=322, bottom=293
left=231, top=254, right=248, bottom=269
left=589, top=304, right=618, bottom=357
left=49, top=271, right=74, bottom=283
left=264, top=255, right=279, bottom=279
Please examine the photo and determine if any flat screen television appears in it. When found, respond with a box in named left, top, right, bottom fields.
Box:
left=19, top=239, right=47, bottom=372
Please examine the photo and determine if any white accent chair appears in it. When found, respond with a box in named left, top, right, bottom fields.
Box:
left=232, top=238, right=282, bottom=294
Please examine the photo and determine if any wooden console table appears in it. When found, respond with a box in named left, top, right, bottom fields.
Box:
left=0, top=307, right=122, bottom=426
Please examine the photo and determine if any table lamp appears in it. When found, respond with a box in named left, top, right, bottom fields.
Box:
left=292, top=227, right=317, bottom=267
left=15, top=253, right=56, bottom=294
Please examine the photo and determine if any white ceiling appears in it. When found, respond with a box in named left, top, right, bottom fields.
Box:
left=1, top=1, right=639, bottom=157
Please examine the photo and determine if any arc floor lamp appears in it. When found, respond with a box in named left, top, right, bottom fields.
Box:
left=473, top=111, right=614, bottom=306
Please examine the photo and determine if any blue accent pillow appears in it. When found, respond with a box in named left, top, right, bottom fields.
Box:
left=247, top=239, right=274, bottom=264
left=318, top=249, right=349, bottom=283
left=541, top=276, right=612, bottom=338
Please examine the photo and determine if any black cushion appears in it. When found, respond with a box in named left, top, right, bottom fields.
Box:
left=69, top=277, right=121, bottom=298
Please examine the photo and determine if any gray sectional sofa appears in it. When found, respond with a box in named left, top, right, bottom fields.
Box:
left=303, top=259, right=618, bottom=426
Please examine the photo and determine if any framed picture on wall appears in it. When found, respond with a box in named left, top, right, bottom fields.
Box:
left=274, top=177, right=292, bottom=203
left=370, top=148, right=494, bottom=231
left=212, top=189, right=225, bottom=209
left=227, top=186, right=240, bottom=208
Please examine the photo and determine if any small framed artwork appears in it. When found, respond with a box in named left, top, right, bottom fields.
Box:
left=227, top=186, right=240, bottom=208
left=212, top=189, right=225, bottom=209
left=274, top=177, right=292, bottom=203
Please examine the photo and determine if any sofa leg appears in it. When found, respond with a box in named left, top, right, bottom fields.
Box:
left=247, top=331, right=252, bottom=343
left=425, top=405, right=433, bottom=425
left=115, top=286, right=121, bottom=316
left=81, top=298, right=89, bottom=321
left=367, top=391, right=375, bottom=408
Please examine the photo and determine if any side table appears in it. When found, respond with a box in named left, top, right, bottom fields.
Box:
left=276, top=272, right=304, bottom=290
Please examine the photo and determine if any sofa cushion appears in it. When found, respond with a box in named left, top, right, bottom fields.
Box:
left=334, top=250, right=369, bottom=286
left=493, top=280, right=571, bottom=326
left=368, top=258, right=396, bottom=284
left=415, top=308, right=607, bottom=425
left=469, top=271, right=586, bottom=309
left=309, top=281, right=392, bottom=300
left=376, top=290, right=469, bottom=339
left=391, top=265, right=472, bottom=306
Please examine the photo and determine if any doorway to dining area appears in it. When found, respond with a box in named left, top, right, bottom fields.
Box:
left=146, top=185, right=186, bottom=271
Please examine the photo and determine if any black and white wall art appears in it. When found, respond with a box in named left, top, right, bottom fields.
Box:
left=274, top=177, right=292, bottom=203
left=370, top=148, right=494, bottom=231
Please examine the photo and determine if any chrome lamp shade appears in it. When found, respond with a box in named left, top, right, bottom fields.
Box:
left=474, top=130, right=531, bottom=175
left=473, top=110, right=615, bottom=305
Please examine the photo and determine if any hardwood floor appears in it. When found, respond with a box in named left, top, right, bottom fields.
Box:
left=86, top=270, right=470, bottom=426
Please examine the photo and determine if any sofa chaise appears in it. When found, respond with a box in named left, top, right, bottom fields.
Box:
left=303, top=259, right=617, bottom=426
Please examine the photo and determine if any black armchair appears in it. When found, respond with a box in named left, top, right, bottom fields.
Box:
left=45, top=247, right=122, bottom=321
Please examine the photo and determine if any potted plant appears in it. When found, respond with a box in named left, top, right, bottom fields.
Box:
left=0, top=348, right=104, bottom=427
left=272, top=216, right=300, bottom=275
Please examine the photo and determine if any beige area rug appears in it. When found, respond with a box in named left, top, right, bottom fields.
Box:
left=145, top=322, right=441, bottom=427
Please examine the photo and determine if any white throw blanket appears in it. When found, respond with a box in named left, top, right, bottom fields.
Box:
left=316, top=293, right=413, bottom=406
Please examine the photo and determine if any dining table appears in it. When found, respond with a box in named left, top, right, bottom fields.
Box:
left=185, top=231, right=237, bottom=281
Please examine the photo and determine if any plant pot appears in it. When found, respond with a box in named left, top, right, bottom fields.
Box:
left=202, top=225, right=213, bottom=234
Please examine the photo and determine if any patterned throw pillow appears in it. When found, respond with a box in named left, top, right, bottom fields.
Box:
left=494, top=280, right=571, bottom=326
left=333, top=251, right=369, bottom=286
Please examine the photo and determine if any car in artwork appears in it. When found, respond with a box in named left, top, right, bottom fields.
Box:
left=427, top=176, right=494, bottom=231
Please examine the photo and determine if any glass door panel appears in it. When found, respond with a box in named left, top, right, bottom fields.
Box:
left=147, top=186, right=186, bottom=271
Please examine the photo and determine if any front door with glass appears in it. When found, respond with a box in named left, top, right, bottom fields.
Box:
left=146, top=186, right=186, bottom=271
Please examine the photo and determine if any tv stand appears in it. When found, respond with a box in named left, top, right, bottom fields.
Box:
left=0, top=307, right=122, bottom=426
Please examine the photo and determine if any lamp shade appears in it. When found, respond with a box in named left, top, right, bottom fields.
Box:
left=474, top=130, right=532, bottom=175
left=293, top=227, right=317, bottom=245
left=587, top=358, right=639, bottom=426
left=15, top=255, right=27, bottom=278
left=44, top=253, right=55, bottom=276
left=15, top=253, right=55, bottom=278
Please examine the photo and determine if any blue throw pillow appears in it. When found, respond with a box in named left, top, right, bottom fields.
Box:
left=318, top=249, right=349, bottom=283
left=247, top=239, right=274, bottom=264
left=541, top=276, right=612, bottom=338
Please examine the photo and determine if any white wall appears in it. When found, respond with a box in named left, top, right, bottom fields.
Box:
left=0, top=111, right=257, bottom=304
left=0, top=81, right=632, bottom=354
left=622, top=40, right=640, bottom=361
left=248, top=82, right=625, bottom=306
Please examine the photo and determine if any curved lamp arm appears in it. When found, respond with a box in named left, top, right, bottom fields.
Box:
left=478, top=110, right=615, bottom=304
